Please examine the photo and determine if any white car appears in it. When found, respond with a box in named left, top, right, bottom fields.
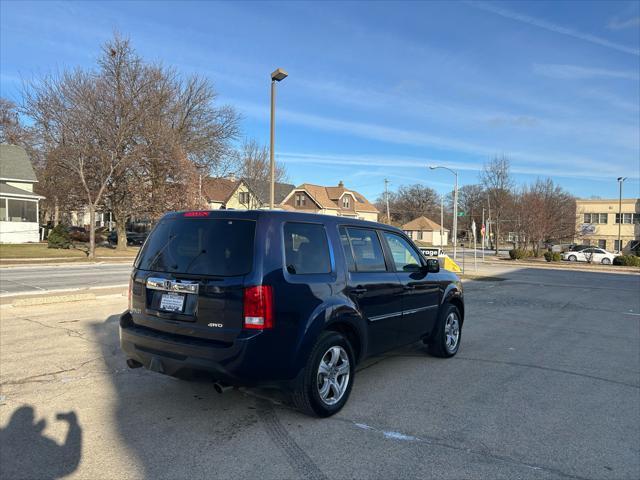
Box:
left=562, top=248, right=619, bottom=264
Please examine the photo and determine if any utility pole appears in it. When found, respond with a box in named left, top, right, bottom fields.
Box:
left=384, top=178, right=391, bottom=223
left=617, top=177, right=626, bottom=252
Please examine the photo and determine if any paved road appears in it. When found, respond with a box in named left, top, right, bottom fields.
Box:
left=0, top=267, right=638, bottom=479
left=0, top=263, right=132, bottom=296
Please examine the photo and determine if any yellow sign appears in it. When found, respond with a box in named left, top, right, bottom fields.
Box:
left=442, top=256, right=462, bottom=273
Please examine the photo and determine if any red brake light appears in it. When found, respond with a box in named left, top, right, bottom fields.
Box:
left=183, top=211, right=210, bottom=217
left=243, top=286, right=274, bottom=330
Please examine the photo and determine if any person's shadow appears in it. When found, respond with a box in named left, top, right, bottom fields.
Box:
left=0, top=405, right=82, bottom=480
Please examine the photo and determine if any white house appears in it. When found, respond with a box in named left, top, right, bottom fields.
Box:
left=402, top=216, right=449, bottom=246
left=0, top=144, right=45, bottom=243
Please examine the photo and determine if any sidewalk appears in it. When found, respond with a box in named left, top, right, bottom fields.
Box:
left=460, top=255, right=640, bottom=275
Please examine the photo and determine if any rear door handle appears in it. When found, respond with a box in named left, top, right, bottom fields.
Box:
left=352, top=287, right=367, bottom=295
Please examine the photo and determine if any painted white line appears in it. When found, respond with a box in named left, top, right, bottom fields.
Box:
left=624, top=312, right=640, bottom=316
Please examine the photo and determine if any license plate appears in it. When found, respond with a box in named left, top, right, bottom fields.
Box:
left=160, top=293, right=185, bottom=312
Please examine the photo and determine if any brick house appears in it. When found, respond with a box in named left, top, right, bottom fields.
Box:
left=281, top=181, right=379, bottom=221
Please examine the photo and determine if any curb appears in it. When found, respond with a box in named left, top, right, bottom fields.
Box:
left=2, top=285, right=128, bottom=307
left=482, top=258, right=640, bottom=275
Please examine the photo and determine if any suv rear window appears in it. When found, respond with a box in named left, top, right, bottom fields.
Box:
left=284, top=222, right=331, bottom=274
left=136, top=217, right=255, bottom=276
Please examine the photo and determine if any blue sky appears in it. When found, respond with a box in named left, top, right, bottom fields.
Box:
left=1, top=0, right=639, bottom=201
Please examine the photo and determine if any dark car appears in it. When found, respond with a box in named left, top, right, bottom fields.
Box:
left=120, top=210, right=464, bottom=417
left=108, top=230, right=148, bottom=246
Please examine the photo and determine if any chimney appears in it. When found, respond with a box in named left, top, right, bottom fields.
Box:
left=338, top=180, right=344, bottom=187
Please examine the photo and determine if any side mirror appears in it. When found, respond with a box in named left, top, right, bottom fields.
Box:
left=426, top=258, right=440, bottom=273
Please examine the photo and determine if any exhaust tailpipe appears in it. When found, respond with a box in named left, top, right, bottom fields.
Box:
left=126, top=358, right=143, bottom=369
left=213, top=382, right=233, bottom=394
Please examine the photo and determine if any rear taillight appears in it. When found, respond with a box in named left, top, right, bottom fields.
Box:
left=243, top=286, right=274, bottom=330
left=128, top=277, right=133, bottom=311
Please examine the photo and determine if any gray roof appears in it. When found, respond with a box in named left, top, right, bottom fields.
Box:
left=0, top=182, right=45, bottom=199
left=245, top=179, right=295, bottom=205
left=0, top=144, right=38, bottom=182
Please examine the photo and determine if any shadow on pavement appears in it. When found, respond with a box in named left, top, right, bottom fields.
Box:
left=91, top=314, right=275, bottom=479
left=0, top=405, right=82, bottom=480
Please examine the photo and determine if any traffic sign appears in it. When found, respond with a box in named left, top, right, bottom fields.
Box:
left=457, top=211, right=466, bottom=217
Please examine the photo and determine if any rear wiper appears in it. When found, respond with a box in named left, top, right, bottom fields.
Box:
left=184, top=249, right=207, bottom=273
left=147, top=234, right=176, bottom=270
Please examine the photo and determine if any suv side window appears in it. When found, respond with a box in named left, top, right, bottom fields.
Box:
left=382, top=231, right=423, bottom=272
left=339, top=227, right=356, bottom=272
left=342, top=227, right=387, bottom=272
left=284, top=222, right=331, bottom=274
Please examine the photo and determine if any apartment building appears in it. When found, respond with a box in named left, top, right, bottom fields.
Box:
left=575, top=198, right=640, bottom=252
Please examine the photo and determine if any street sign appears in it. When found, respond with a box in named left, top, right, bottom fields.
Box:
left=457, top=211, right=466, bottom=217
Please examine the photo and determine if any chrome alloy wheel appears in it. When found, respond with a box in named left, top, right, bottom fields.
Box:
left=317, top=346, right=350, bottom=405
left=444, top=312, right=460, bottom=352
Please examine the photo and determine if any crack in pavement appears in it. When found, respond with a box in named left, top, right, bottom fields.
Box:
left=256, top=400, right=328, bottom=480
left=336, top=417, right=591, bottom=480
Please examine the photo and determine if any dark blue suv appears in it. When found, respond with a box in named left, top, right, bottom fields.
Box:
left=120, top=210, right=464, bottom=417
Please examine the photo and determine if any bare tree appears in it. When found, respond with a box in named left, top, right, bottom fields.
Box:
left=234, top=139, right=288, bottom=208
left=375, top=184, right=440, bottom=226
left=480, top=155, right=514, bottom=254
left=518, top=178, right=576, bottom=255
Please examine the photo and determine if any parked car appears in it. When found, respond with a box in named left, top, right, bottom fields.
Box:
left=562, top=247, right=619, bottom=264
left=108, top=230, right=148, bottom=246
left=568, top=244, right=592, bottom=252
left=120, top=210, right=464, bottom=417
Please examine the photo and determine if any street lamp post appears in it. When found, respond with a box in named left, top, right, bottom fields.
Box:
left=429, top=165, right=459, bottom=259
left=617, top=176, right=627, bottom=253
left=269, top=68, right=288, bottom=210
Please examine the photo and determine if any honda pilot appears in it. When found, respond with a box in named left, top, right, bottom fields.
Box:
left=120, top=210, right=464, bottom=417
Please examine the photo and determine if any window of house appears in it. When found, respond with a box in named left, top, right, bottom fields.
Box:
left=284, top=223, right=331, bottom=274
left=615, top=213, right=639, bottom=224
left=342, top=196, right=350, bottom=208
left=0, top=198, right=7, bottom=221
left=7, top=199, right=37, bottom=223
left=382, top=232, right=423, bottom=272
left=342, top=227, right=387, bottom=272
left=295, top=194, right=306, bottom=207
left=417, top=231, right=423, bottom=240
left=598, top=239, right=606, bottom=249
left=239, top=192, right=250, bottom=205
left=584, top=213, right=607, bottom=224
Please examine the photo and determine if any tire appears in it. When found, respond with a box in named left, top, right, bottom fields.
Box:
left=291, top=331, right=355, bottom=417
left=568, top=255, right=577, bottom=262
left=428, top=303, right=462, bottom=358
left=601, top=258, right=611, bottom=265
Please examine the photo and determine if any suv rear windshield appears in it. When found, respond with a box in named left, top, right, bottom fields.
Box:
left=136, top=217, right=255, bottom=276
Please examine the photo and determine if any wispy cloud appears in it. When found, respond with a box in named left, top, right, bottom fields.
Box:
left=533, top=63, right=640, bottom=81
left=279, top=152, right=638, bottom=181
left=469, top=1, right=640, bottom=56
left=607, top=15, right=640, bottom=30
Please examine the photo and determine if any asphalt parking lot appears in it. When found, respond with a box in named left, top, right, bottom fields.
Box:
left=1, top=267, right=638, bottom=479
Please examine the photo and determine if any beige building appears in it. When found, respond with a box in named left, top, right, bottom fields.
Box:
left=281, top=182, right=379, bottom=221
left=402, top=216, right=448, bottom=246
left=575, top=198, right=639, bottom=252
left=202, top=177, right=294, bottom=211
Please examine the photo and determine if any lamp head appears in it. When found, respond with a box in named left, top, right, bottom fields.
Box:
left=271, top=68, right=288, bottom=82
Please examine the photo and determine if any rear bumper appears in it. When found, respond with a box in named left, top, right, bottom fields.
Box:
left=119, top=312, right=296, bottom=386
